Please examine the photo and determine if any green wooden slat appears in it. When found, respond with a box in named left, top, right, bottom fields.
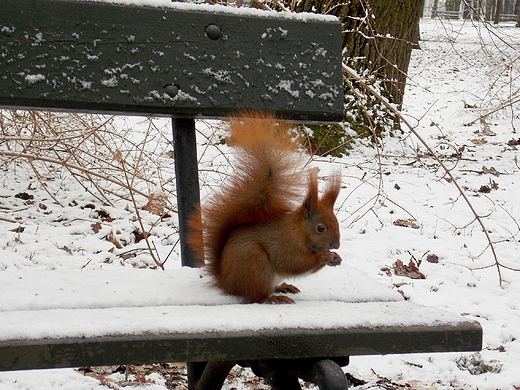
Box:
left=0, top=323, right=482, bottom=371
left=0, top=0, right=343, bottom=121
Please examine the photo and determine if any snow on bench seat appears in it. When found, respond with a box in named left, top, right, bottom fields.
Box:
left=0, top=266, right=399, bottom=312
left=0, top=265, right=482, bottom=371
left=1, top=300, right=477, bottom=342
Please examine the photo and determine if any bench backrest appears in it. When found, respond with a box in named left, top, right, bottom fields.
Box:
left=0, top=0, right=343, bottom=121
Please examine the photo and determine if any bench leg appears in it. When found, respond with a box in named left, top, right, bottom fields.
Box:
left=187, top=362, right=207, bottom=390
left=172, top=117, right=202, bottom=268
left=298, top=359, right=349, bottom=390
left=187, top=360, right=236, bottom=390
left=251, top=358, right=350, bottom=390
left=260, top=370, right=302, bottom=390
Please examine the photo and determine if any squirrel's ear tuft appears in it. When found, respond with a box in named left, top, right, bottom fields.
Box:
left=303, top=169, right=319, bottom=219
left=322, top=171, right=341, bottom=208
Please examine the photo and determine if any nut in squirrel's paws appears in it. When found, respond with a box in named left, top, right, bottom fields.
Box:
left=321, top=251, right=342, bottom=267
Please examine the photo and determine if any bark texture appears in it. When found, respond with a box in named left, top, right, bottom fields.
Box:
left=291, top=0, right=422, bottom=106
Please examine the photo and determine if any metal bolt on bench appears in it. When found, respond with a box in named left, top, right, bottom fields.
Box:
left=0, top=1, right=482, bottom=389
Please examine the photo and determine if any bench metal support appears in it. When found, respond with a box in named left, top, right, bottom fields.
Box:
left=172, top=117, right=202, bottom=267
left=251, top=358, right=350, bottom=390
left=189, top=361, right=236, bottom=390
left=190, top=358, right=351, bottom=390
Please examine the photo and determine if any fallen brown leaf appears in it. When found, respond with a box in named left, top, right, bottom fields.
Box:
left=91, top=222, right=102, bottom=233
left=393, top=259, right=426, bottom=279
left=14, top=192, right=33, bottom=200
left=393, top=219, right=420, bottom=229
left=426, top=254, right=439, bottom=263
left=107, top=231, right=123, bottom=249
left=10, top=226, right=25, bottom=233
left=143, top=192, right=168, bottom=216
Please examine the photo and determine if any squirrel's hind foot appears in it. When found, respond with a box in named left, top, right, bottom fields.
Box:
left=261, top=295, right=296, bottom=304
left=258, top=283, right=300, bottom=304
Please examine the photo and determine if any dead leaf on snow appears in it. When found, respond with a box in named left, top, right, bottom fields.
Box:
left=471, top=138, right=487, bottom=145
left=14, top=192, right=34, bottom=201
left=393, top=259, right=426, bottom=279
left=10, top=226, right=25, bottom=233
left=371, top=369, right=406, bottom=389
left=478, top=180, right=498, bottom=193
left=106, top=230, right=123, bottom=249
left=78, top=364, right=185, bottom=389
left=94, top=209, right=111, bottom=220
left=143, top=192, right=168, bottom=216
left=91, top=222, right=102, bottom=234
left=345, top=372, right=367, bottom=386
left=133, top=229, right=150, bottom=243
left=426, top=254, right=439, bottom=263
left=479, top=185, right=491, bottom=193
left=482, top=166, right=500, bottom=176
left=393, top=219, right=420, bottom=229
left=60, top=246, right=73, bottom=255
left=381, top=266, right=393, bottom=277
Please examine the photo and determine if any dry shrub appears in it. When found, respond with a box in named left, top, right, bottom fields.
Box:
left=0, top=110, right=178, bottom=268
left=0, top=110, right=176, bottom=210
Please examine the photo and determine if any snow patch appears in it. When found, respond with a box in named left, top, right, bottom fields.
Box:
left=24, top=74, right=45, bottom=85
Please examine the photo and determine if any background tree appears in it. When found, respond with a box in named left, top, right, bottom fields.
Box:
left=265, top=0, right=422, bottom=154
left=494, top=0, right=503, bottom=23
left=515, top=0, right=520, bottom=27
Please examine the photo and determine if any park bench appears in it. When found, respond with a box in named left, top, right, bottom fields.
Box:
left=433, top=10, right=460, bottom=19
left=0, top=0, right=482, bottom=389
left=500, top=14, right=518, bottom=22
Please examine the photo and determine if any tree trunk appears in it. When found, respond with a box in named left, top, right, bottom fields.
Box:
left=292, top=0, right=421, bottom=107
left=432, top=0, right=439, bottom=16
left=494, top=0, right=503, bottom=23
left=278, top=0, right=421, bottom=148
left=515, top=0, right=520, bottom=27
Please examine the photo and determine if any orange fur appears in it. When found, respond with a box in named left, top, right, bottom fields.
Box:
left=188, top=112, right=342, bottom=303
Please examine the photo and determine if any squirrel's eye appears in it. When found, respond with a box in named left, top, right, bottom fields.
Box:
left=317, top=225, right=325, bottom=233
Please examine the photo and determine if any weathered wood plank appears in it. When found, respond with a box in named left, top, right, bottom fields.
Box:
left=0, top=266, right=482, bottom=371
left=0, top=322, right=482, bottom=371
left=0, top=0, right=343, bottom=121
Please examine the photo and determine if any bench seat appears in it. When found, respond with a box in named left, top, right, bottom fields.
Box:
left=0, top=266, right=482, bottom=371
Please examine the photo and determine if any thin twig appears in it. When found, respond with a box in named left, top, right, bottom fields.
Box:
left=117, top=151, right=165, bottom=270
left=343, top=63, right=508, bottom=286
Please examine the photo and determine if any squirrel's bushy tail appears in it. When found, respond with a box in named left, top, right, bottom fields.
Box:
left=225, top=112, right=306, bottom=221
left=189, top=112, right=306, bottom=272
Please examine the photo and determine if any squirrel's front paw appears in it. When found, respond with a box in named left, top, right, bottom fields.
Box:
left=321, top=251, right=342, bottom=266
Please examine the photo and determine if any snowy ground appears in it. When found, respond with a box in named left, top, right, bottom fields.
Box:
left=1, top=17, right=520, bottom=390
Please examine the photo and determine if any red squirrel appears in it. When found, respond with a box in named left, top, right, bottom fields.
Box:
left=189, top=112, right=342, bottom=304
